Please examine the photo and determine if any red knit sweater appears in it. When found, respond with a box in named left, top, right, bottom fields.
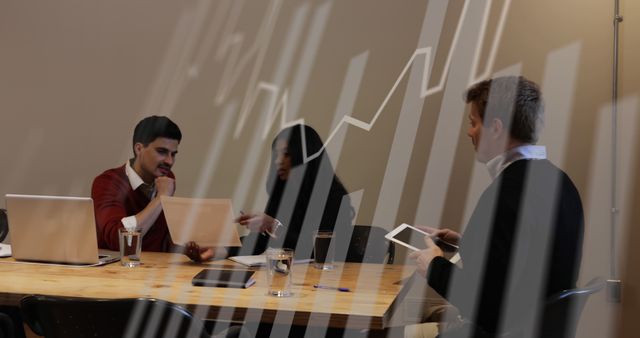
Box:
left=91, top=165, right=173, bottom=252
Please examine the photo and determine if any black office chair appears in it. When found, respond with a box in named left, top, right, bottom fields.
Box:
left=435, top=277, right=606, bottom=338
left=0, top=209, right=16, bottom=338
left=344, top=225, right=395, bottom=264
left=0, top=209, right=8, bottom=243
left=493, top=277, right=606, bottom=338
left=0, top=312, right=15, bottom=338
left=21, top=295, right=211, bottom=338
left=533, top=276, right=605, bottom=338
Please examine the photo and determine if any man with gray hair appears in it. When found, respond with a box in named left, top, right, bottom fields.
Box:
left=410, top=76, right=584, bottom=337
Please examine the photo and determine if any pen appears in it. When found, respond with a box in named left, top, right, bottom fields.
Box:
left=313, top=284, right=350, bottom=292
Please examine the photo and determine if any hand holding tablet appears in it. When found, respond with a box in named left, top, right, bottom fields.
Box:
left=431, top=235, right=459, bottom=252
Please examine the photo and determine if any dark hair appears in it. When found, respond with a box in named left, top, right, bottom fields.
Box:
left=269, top=124, right=324, bottom=173
left=132, top=116, right=182, bottom=156
left=266, top=124, right=349, bottom=211
left=464, top=76, right=544, bottom=143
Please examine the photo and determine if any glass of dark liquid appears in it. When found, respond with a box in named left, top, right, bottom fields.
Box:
left=313, top=230, right=334, bottom=270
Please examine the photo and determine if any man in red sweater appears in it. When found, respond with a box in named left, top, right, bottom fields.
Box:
left=92, top=115, right=212, bottom=261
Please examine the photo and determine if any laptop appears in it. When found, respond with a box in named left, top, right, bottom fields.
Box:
left=5, top=194, right=119, bottom=266
left=160, top=196, right=242, bottom=247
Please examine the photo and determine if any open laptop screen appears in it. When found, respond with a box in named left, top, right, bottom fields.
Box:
left=5, top=194, right=116, bottom=265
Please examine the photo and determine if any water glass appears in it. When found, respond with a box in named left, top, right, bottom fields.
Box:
left=265, top=248, right=293, bottom=297
left=119, top=228, right=141, bottom=267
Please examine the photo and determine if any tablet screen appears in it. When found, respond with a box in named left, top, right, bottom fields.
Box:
left=390, top=227, right=429, bottom=250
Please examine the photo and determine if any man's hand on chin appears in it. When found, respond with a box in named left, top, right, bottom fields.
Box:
left=155, top=176, right=175, bottom=196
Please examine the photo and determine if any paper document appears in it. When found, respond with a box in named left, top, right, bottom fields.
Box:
left=160, top=196, right=242, bottom=247
left=228, top=254, right=313, bottom=267
left=0, top=243, right=11, bottom=258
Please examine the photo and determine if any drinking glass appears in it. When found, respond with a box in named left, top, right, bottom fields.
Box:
left=313, top=230, right=334, bottom=270
left=119, top=228, right=141, bottom=267
left=265, top=248, right=293, bottom=296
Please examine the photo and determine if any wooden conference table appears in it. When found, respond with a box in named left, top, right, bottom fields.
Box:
left=0, top=252, right=417, bottom=330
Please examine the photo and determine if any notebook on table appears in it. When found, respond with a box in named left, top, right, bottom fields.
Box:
left=228, top=254, right=313, bottom=267
left=4, top=194, right=119, bottom=266
left=0, top=243, right=11, bottom=258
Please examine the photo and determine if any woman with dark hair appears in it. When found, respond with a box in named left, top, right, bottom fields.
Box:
left=233, top=124, right=352, bottom=259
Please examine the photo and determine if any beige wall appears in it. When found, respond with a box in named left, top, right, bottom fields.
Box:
left=1, top=0, right=638, bottom=337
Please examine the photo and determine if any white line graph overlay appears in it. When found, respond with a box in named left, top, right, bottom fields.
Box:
left=217, top=0, right=511, bottom=163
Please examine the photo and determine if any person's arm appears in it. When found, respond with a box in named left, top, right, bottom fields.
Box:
left=131, top=176, right=175, bottom=233
left=92, top=174, right=175, bottom=250
left=234, top=212, right=284, bottom=238
left=427, top=256, right=457, bottom=297
left=409, top=236, right=456, bottom=298
left=409, top=237, right=445, bottom=275
left=92, top=175, right=132, bottom=251
left=175, top=242, right=227, bottom=262
left=425, top=183, right=522, bottom=331
left=415, top=225, right=462, bottom=246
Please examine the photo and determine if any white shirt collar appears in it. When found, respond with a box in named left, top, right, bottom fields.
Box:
left=125, top=159, right=146, bottom=190
left=486, top=145, right=547, bottom=180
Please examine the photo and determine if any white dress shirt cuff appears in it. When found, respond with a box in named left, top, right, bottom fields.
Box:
left=121, top=216, right=138, bottom=232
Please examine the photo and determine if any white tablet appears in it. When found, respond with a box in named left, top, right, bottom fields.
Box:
left=385, top=223, right=459, bottom=252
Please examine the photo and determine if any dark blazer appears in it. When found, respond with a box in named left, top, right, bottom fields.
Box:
left=428, top=159, right=584, bottom=335
left=234, top=174, right=351, bottom=259
left=229, top=124, right=353, bottom=259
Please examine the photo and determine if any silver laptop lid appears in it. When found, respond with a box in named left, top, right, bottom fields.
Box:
left=5, top=194, right=102, bottom=265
